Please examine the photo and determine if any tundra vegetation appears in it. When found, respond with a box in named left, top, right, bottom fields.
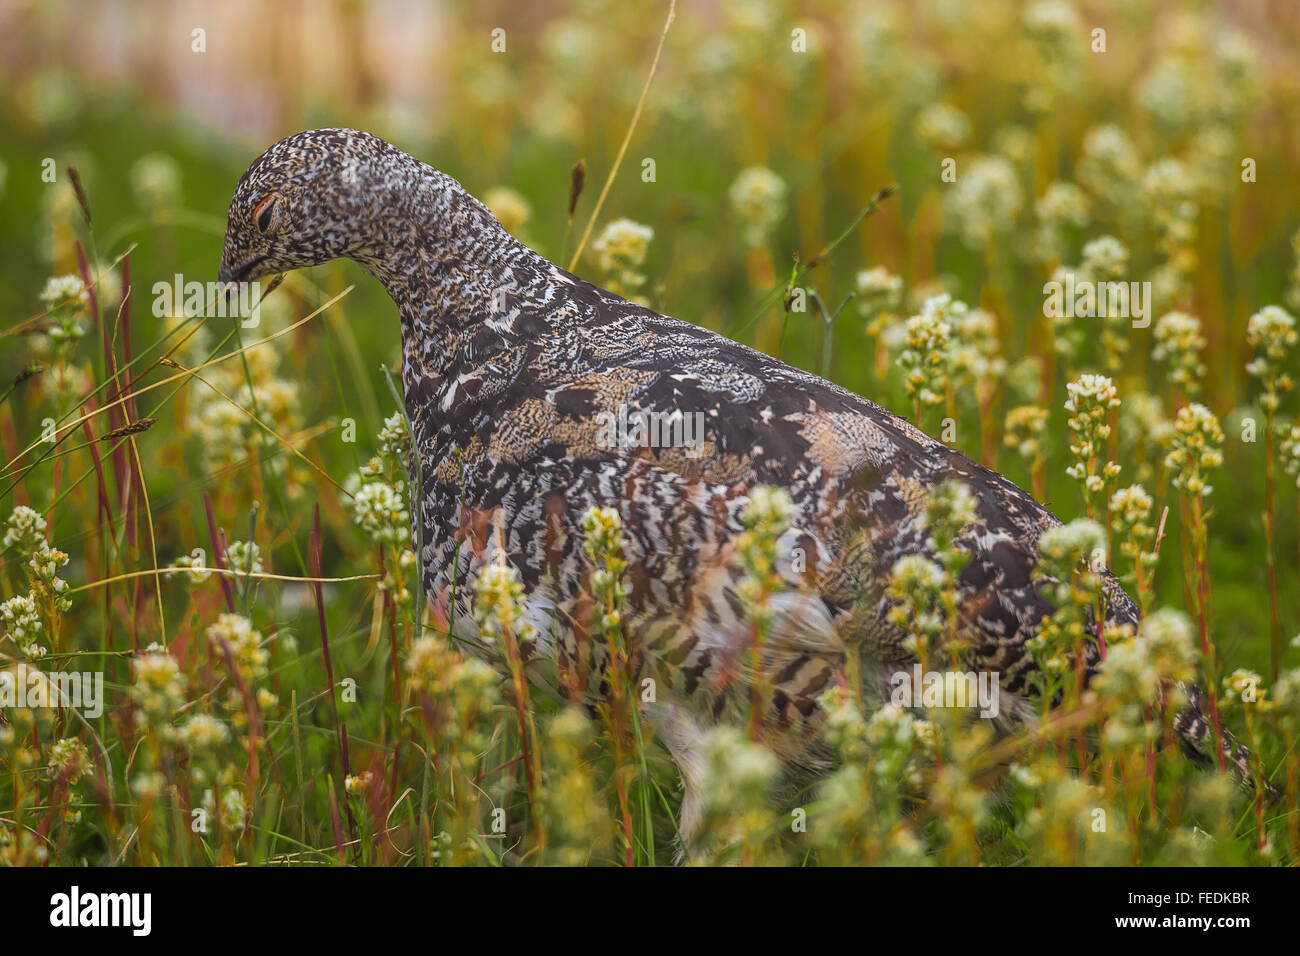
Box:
left=0, top=0, right=1297, bottom=865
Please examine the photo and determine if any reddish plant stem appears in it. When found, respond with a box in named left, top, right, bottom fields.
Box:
left=1263, top=419, right=1281, bottom=681
left=1190, top=495, right=1227, bottom=775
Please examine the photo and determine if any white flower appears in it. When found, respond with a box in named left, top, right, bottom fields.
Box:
left=224, top=540, right=263, bottom=578
left=916, top=102, right=970, bottom=151
left=1152, top=312, right=1207, bottom=393
left=1037, top=519, right=1106, bottom=577
left=1246, top=305, right=1297, bottom=359
left=1223, top=668, right=1264, bottom=703
left=131, top=650, right=184, bottom=725
left=891, top=553, right=946, bottom=594
left=855, top=266, right=903, bottom=315
left=1080, top=235, right=1129, bottom=280
left=130, top=153, right=183, bottom=210
left=741, top=486, right=793, bottom=534
left=1036, top=181, right=1090, bottom=229
left=472, top=552, right=534, bottom=645
left=1165, top=404, right=1224, bottom=499
left=178, top=714, right=231, bottom=752
left=1077, top=125, right=1141, bottom=200
left=350, top=480, right=411, bottom=547
left=1139, top=60, right=1200, bottom=133
left=38, top=275, right=87, bottom=312
left=1023, top=0, right=1081, bottom=46
left=3, top=506, right=47, bottom=552
left=483, top=186, right=532, bottom=237
left=207, top=613, right=268, bottom=679
left=728, top=167, right=787, bottom=247
left=592, top=218, right=654, bottom=272
left=1139, top=608, right=1199, bottom=685
left=945, top=155, right=1021, bottom=247
left=898, top=294, right=958, bottom=407
left=1065, top=373, right=1120, bottom=416
left=172, top=551, right=211, bottom=584
left=698, top=725, right=778, bottom=814
left=377, top=412, right=411, bottom=464
left=47, top=738, right=92, bottom=785
left=0, top=592, right=42, bottom=646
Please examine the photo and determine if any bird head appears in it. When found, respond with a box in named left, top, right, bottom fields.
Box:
left=219, top=128, right=403, bottom=285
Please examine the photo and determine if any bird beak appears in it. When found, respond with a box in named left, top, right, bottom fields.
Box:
left=219, top=254, right=268, bottom=285
left=218, top=278, right=238, bottom=311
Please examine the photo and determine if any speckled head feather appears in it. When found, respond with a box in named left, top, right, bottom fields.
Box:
left=221, top=128, right=477, bottom=285
left=222, top=128, right=1268, bottom=831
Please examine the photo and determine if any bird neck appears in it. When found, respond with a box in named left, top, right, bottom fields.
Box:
left=349, top=164, right=557, bottom=390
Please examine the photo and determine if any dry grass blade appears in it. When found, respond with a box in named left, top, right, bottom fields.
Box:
left=2, top=285, right=354, bottom=473
left=566, top=0, right=677, bottom=272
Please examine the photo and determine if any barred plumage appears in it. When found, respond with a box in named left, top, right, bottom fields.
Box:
left=220, top=129, right=1261, bottom=836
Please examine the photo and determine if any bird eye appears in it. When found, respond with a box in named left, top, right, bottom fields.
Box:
left=252, top=195, right=279, bottom=233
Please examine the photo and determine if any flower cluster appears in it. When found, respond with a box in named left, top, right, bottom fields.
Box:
left=47, top=738, right=92, bottom=786
left=735, top=486, right=793, bottom=633
left=171, top=549, right=212, bottom=584
left=177, top=713, right=231, bottom=754
left=855, top=266, right=903, bottom=320
left=1080, top=235, right=1129, bottom=280
left=1076, top=125, right=1141, bottom=206
left=1245, top=305, right=1297, bottom=413
left=472, top=551, right=534, bottom=647
left=27, top=543, right=71, bottom=607
left=1222, top=668, right=1264, bottom=705
left=350, top=410, right=416, bottom=606
left=915, top=102, right=970, bottom=152
left=1282, top=421, right=1300, bottom=490
left=888, top=554, right=948, bottom=660
left=2, top=507, right=72, bottom=656
left=923, top=479, right=976, bottom=577
left=376, top=412, right=411, bottom=469
left=1004, top=405, right=1048, bottom=466
left=207, top=613, right=269, bottom=683
left=581, top=505, right=628, bottom=639
left=540, top=708, right=613, bottom=865
left=130, top=152, right=183, bottom=212
left=1143, top=158, right=1199, bottom=304
left=592, top=218, right=654, bottom=301
left=1108, top=483, right=1156, bottom=592
left=885, top=481, right=976, bottom=663
left=898, top=294, right=954, bottom=411
left=201, top=786, right=248, bottom=833
left=36, top=274, right=89, bottom=362
left=949, top=307, right=1005, bottom=392
left=1029, top=519, right=1108, bottom=682
left=1152, top=311, right=1207, bottom=396
left=184, top=344, right=304, bottom=486
left=3, top=506, right=47, bottom=553
left=1165, top=403, right=1224, bottom=500
left=350, top=480, right=410, bottom=548
left=131, top=649, right=185, bottom=728
left=1, top=592, right=44, bottom=657
left=728, top=167, right=787, bottom=248
left=944, top=155, right=1021, bottom=248
left=482, top=186, right=532, bottom=237
left=1033, top=181, right=1090, bottom=263
left=224, top=539, right=262, bottom=578
left=1063, top=374, right=1121, bottom=510
left=693, top=724, right=778, bottom=859
left=406, top=633, right=498, bottom=712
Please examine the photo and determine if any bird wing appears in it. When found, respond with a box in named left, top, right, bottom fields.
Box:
left=532, top=282, right=1106, bottom=666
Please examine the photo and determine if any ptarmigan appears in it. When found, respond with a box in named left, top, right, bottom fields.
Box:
left=219, top=129, right=1259, bottom=835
